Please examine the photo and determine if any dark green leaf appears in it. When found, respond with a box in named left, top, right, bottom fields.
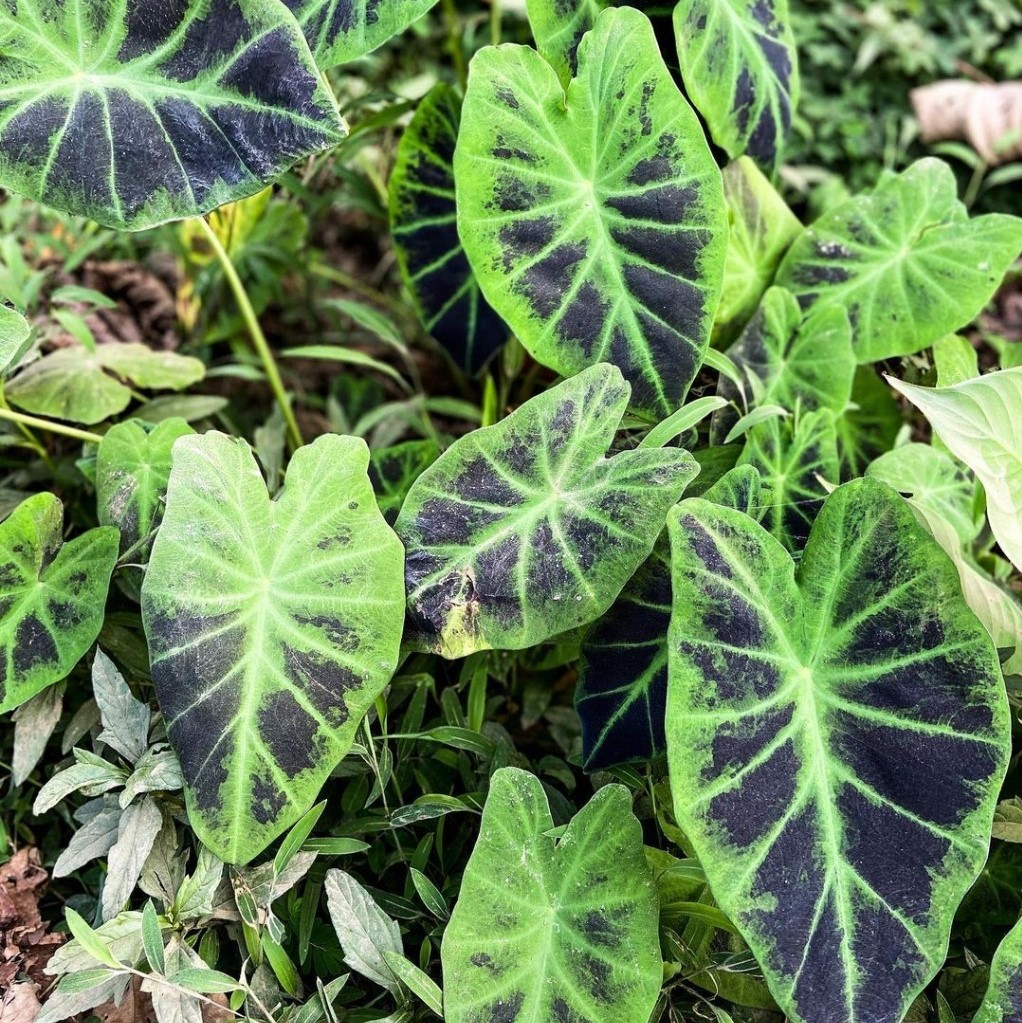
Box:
left=0, top=0, right=345, bottom=230
left=674, top=0, right=799, bottom=168
left=396, top=364, right=698, bottom=657
left=141, top=433, right=405, bottom=864
left=441, top=768, right=661, bottom=1023
left=456, top=7, right=728, bottom=419
left=776, top=159, right=1022, bottom=363
left=0, top=493, right=119, bottom=714
left=666, top=478, right=1010, bottom=1023
left=390, top=84, right=506, bottom=375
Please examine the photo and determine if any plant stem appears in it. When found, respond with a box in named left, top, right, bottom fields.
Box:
left=196, top=216, right=303, bottom=451
left=0, top=405, right=102, bottom=445
left=490, top=0, right=501, bottom=46
left=442, top=0, right=468, bottom=90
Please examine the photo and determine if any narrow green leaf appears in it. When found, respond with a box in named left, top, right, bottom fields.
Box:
left=0, top=493, right=119, bottom=714
left=456, top=7, right=728, bottom=419
left=0, top=0, right=345, bottom=230
left=141, top=432, right=405, bottom=864
left=666, top=478, right=1010, bottom=1023
left=383, top=951, right=444, bottom=1016
left=410, top=868, right=448, bottom=920
left=776, top=159, right=1022, bottom=363
left=66, top=908, right=124, bottom=971
left=441, top=768, right=662, bottom=1023
left=275, top=801, right=327, bottom=875
left=142, top=901, right=165, bottom=975
left=674, top=0, right=800, bottom=168
left=396, top=364, right=698, bottom=657
left=640, top=396, right=728, bottom=449
left=170, top=967, right=245, bottom=994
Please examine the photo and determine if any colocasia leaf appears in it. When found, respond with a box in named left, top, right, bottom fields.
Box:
left=0, top=0, right=346, bottom=230
left=6, top=346, right=205, bottom=426
left=715, top=158, right=802, bottom=341
left=776, top=159, right=1022, bottom=363
left=0, top=494, right=119, bottom=714
left=974, top=916, right=1022, bottom=1023
left=576, top=464, right=763, bottom=770
left=674, top=0, right=800, bottom=169
left=389, top=84, right=506, bottom=375
left=666, top=478, right=1010, bottom=1023
left=97, top=419, right=195, bottom=560
left=737, top=408, right=840, bottom=551
left=456, top=7, right=728, bottom=420
left=712, top=286, right=854, bottom=443
left=141, top=432, right=405, bottom=864
left=889, top=368, right=1022, bottom=577
left=396, top=363, right=699, bottom=658
left=441, top=767, right=661, bottom=1023
left=524, top=0, right=602, bottom=85
left=281, top=0, right=440, bottom=70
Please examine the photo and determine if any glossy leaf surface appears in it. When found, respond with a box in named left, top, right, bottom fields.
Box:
left=442, top=767, right=661, bottom=1023
left=282, top=0, right=440, bottom=69
left=666, top=478, right=1010, bottom=1023
left=390, top=84, right=505, bottom=374
left=890, top=368, right=1022, bottom=577
left=776, top=160, right=1022, bottom=363
left=0, top=0, right=346, bottom=230
left=96, top=418, right=195, bottom=559
left=576, top=465, right=762, bottom=770
left=0, top=494, right=119, bottom=714
left=396, top=364, right=698, bottom=658
left=141, top=432, right=405, bottom=864
left=456, top=7, right=728, bottom=419
left=6, top=345, right=205, bottom=425
left=674, top=0, right=799, bottom=168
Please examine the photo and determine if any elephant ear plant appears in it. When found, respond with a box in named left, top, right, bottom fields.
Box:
left=1, top=0, right=1021, bottom=1021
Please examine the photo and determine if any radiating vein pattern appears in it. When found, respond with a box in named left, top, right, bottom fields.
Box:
left=455, top=7, right=727, bottom=420
left=0, top=0, right=346, bottom=229
left=390, top=84, right=506, bottom=374
left=0, top=493, right=119, bottom=714
left=281, top=0, right=440, bottom=69
left=442, top=768, right=661, bottom=1023
left=776, top=159, right=1022, bottom=364
left=141, top=432, right=404, bottom=864
left=674, top=0, right=799, bottom=168
left=395, top=363, right=698, bottom=658
left=666, top=478, right=1009, bottom=1023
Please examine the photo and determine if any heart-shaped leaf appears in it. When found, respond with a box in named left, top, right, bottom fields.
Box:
left=6, top=345, right=205, bottom=426
left=455, top=7, right=728, bottom=420
left=674, top=0, right=799, bottom=168
left=395, top=363, right=698, bottom=658
left=389, top=84, right=506, bottom=375
left=524, top=0, right=603, bottom=84
left=97, top=418, right=196, bottom=560
left=715, top=158, right=802, bottom=342
left=441, top=767, right=661, bottom=1023
left=576, top=464, right=764, bottom=770
left=974, top=916, right=1022, bottom=1023
left=712, top=287, right=854, bottom=443
left=0, top=493, right=119, bottom=714
left=0, top=0, right=345, bottom=230
left=281, top=0, right=440, bottom=70
left=666, top=477, right=1010, bottom=1023
left=141, top=432, right=405, bottom=864
left=737, top=408, right=839, bottom=550
left=889, top=368, right=1022, bottom=577
left=776, top=159, right=1022, bottom=363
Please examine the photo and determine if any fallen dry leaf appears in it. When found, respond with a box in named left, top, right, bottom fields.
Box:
left=0, top=850, right=64, bottom=992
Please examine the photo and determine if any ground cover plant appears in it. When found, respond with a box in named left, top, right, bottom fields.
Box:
left=0, top=1, right=1021, bottom=1022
